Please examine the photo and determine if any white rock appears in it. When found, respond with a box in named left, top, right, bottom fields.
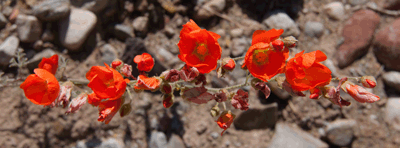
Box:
left=16, top=15, right=42, bottom=43
left=0, top=36, right=19, bottom=66
left=80, top=0, right=109, bottom=13
left=149, top=131, right=167, bottom=148
left=132, top=16, right=148, bottom=33
left=195, top=0, right=226, bottom=19
left=385, top=98, right=400, bottom=130
left=325, top=119, right=356, bottom=147
left=263, top=11, right=300, bottom=37
left=230, top=28, right=244, bottom=38
left=324, top=2, right=345, bottom=20
left=383, top=71, right=400, bottom=92
left=304, top=21, right=324, bottom=38
left=59, top=8, right=97, bottom=51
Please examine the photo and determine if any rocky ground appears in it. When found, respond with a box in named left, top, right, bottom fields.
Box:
left=1, top=0, right=400, bottom=147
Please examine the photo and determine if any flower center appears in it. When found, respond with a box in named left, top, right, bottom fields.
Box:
left=193, top=43, right=208, bottom=61
left=252, top=48, right=270, bottom=66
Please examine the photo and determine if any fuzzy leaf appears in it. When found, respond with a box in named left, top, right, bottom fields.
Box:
left=183, top=86, right=215, bottom=104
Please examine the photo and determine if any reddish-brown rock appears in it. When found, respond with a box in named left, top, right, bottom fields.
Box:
left=336, top=10, right=380, bottom=68
left=374, top=18, right=400, bottom=71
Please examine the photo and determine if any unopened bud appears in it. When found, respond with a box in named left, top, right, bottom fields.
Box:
left=283, top=36, right=297, bottom=48
left=120, top=64, right=135, bottom=79
left=271, top=39, right=284, bottom=51
left=210, top=105, right=220, bottom=117
left=215, top=90, right=228, bottom=102
left=221, top=58, right=235, bottom=71
left=163, top=94, right=174, bottom=108
left=161, top=83, right=172, bottom=94
left=163, top=69, right=180, bottom=82
left=360, top=76, right=376, bottom=88
left=111, top=60, right=123, bottom=70
left=50, top=81, right=74, bottom=108
left=65, top=93, right=88, bottom=114
left=119, top=103, right=132, bottom=117
left=309, top=88, right=321, bottom=99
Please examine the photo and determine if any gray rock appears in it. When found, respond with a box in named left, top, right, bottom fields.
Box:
left=383, top=71, right=400, bottom=92
left=99, top=138, right=123, bottom=148
left=349, top=0, right=369, bottom=6
left=324, top=2, right=345, bottom=20
left=230, top=28, right=244, bottom=38
left=132, top=16, right=149, bottom=33
left=149, top=131, right=167, bottom=148
left=211, top=132, right=219, bottom=139
left=167, top=134, right=185, bottom=148
left=80, top=0, right=109, bottom=13
left=0, top=13, right=8, bottom=28
left=234, top=102, right=278, bottom=130
left=231, top=37, right=250, bottom=57
left=0, top=36, right=19, bottom=66
left=113, top=24, right=134, bottom=41
left=268, top=123, right=328, bottom=148
left=195, top=0, right=226, bottom=19
left=59, top=8, right=97, bottom=51
left=27, top=49, right=56, bottom=70
left=41, top=28, right=54, bottom=42
left=75, top=141, right=87, bottom=148
left=100, top=44, right=117, bottom=65
left=32, top=0, right=70, bottom=21
left=263, top=11, right=300, bottom=37
left=304, top=21, right=324, bottom=38
left=16, top=15, right=42, bottom=43
left=385, top=97, right=400, bottom=130
left=325, top=119, right=357, bottom=147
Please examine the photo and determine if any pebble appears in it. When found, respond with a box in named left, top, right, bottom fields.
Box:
left=385, top=98, right=400, bottom=130
left=383, top=71, right=400, bottom=92
left=41, top=27, right=55, bottom=42
left=98, top=138, right=123, bottom=148
left=149, top=131, right=168, bottom=148
left=337, top=9, right=380, bottom=68
left=211, top=132, right=219, bottom=139
left=16, top=15, right=42, bottom=43
left=304, top=21, right=324, bottom=38
left=132, top=16, right=149, bottom=33
left=325, top=119, right=357, bottom=147
left=349, top=0, right=369, bottom=6
left=263, top=11, right=300, bottom=37
left=32, top=0, right=70, bottom=21
left=268, top=123, right=328, bottom=148
left=324, top=2, right=345, bottom=20
left=113, top=24, right=134, bottom=41
left=373, top=17, right=400, bottom=71
left=0, top=36, right=19, bottom=66
left=230, top=28, right=244, bottom=38
left=0, top=13, right=8, bottom=28
left=195, top=0, right=226, bottom=19
left=234, top=102, right=278, bottom=130
left=33, top=40, right=43, bottom=51
left=100, top=44, right=118, bottom=65
left=27, top=49, right=56, bottom=70
left=80, top=0, right=109, bottom=13
left=59, top=8, right=97, bottom=51
left=231, top=37, right=250, bottom=57
left=167, top=134, right=185, bottom=148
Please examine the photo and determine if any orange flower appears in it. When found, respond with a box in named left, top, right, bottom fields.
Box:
left=97, top=98, right=122, bottom=124
left=285, top=50, right=332, bottom=92
left=134, top=75, right=161, bottom=90
left=244, top=29, right=289, bottom=82
left=216, top=111, right=236, bottom=136
left=20, top=68, right=60, bottom=105
left=38, top=54, right=58, bottom=75
left=86, top=63, right=129, bottom=101
left=177, top=19, right=222, bottom=74
left=134, top=53, right=154, bottom=72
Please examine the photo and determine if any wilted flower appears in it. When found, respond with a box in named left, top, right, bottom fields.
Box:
left=216, top=111, right=235, bottom=136
left=231, top=89, right=249, bottom=111
left=65, top=93, right=88, bottom=114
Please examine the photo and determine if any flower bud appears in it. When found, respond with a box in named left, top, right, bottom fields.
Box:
left=271, top=39, right=284, bottom=51
left=231, top=89, right=249, bottom=111
left=360, top=76, right=376, bottom=88
left=65, top=93, right=88, bottom=114
left=163, top=69, right=181, bottom=82
left=180, top=65, right=199, bottom=81
left=283, top=36, right=297, bottom=48
left=194, top=74, right=207, bottom=85
left=214, top=90, right=228, bottom=102
left=161, top=83, right=172, bottom=94
left=163, top=94, right=174, bottom=108
left=221, top=58, right=235, bottom=71
left=120, top=64, right=135, bottom=79
left=345, top=83, right=380, bottom=103
left=50, top=81, right=74, bottom=108
left=254, top=81, right=271, bottom=99
left=119, top=103, right=132, bottom=117
left=210, top=105, right=220, bottom=117
left=216, top=110, right=236, bottom=136
left=309, top=88, right=321, bottom=99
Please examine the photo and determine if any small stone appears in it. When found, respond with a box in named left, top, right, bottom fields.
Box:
left=263, top=11, right=300, bottom=37
left=211, top=132, right=219, bottom=139
left=230, top=28, right=244, bottom=38
left=337, top=9, right=380, bottom=68
left=383, top=71, right=400, bottom=92
left=99, top=138, right=123, bottom=148
left=385, top=98, right=400, bottom=130
left=0, top=36, right=19, bottom=66
left=268, top=123, right=328, bottom=148
left=373, top=17, right=400, bottom=71
left=100, top=44, right=118, bottom=65
left=33, top=40, right=43, bottom=51
left=195, top=0, right=226, bottom=19
left=234, top=102, right=278, bottom=130
left=304, top=21, right=324, bottom=38
left=80, top=0, right=109, bottom=13
left=41, top=27, right=54, bottom=42
left=0, top=13, right=8, bottom=28
left=349, top=0, right=369, bottom=6
left=215, top=29, right=225, bottom=36
left=26, top=49, right=56, bottom=70
left=167, top=134, right=185, bottom=148
left=59, top=8, right=97, bottom=51
left=113, top=24, right=134, bottom=41
left=164, top=26, right=175, bottom=37
left=132, top=16, right=149, bottom=33
left=32, top=0, right=70, bottom=21
left=324, top=2, right=345, bottom=20
left=149, top=131, right=168, bottom=148
left=231, top=37, right=250, bottom=57
left=16, top=15, right=42, bottom=43
left=325, top=119, right=357, bottom=147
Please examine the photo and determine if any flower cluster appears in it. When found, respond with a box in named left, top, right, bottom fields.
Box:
left=18, top=19, right=381, bottom=136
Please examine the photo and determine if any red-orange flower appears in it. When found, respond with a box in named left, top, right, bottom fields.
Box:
left=244, top=29, right=289, bottom=82
left=20, top=68, right=60, bottom=105
left=38, top=54, right=58, bottom=75
left=134, top=75, right=161, bottom=90
left=97, top=98, right=122, bottom=124
left=177, top=19, right=222, bottom=74
left=86, top=63, right=129, bottom=101
left=216, top=111, right=236, bottom=136
left=285, top=50, right=332, bottom=92
left=134, top=53, right=154, bottom=72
